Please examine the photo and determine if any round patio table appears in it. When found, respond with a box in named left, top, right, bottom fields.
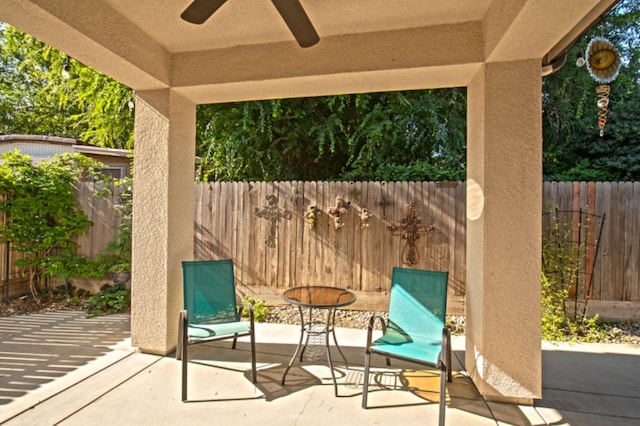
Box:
left=281, top=286, right=356, bottom=396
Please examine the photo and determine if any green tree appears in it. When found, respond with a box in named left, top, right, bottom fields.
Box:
left=0, top=23, right=134, bottom=148
left=542, top=0, right=640, bottom=181
left=3, top=0, right=638, bottom=181
left=196, top=89, right=467, bottom=182
left=0, top=151, right=105, bottom=301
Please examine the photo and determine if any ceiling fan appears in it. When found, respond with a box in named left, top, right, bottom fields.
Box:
left=180, top=0, right=319, bottom=48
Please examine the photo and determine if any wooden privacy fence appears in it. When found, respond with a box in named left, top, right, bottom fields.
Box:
left=74, top=181, right=124, bottom=259
left=195, top=180, right=640, bottom=306
left=2, top=181, right=639, bottom=309
left=543, top=182, right=640, bottom=303
left=195, top=181, right=466, bottom=299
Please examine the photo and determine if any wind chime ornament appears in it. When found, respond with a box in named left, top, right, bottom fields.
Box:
left=584, top=37, right=621, bottom=137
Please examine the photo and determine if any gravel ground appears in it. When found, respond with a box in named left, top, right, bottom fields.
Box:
left=265, top=305, right=390, bottom=330
left=266, top=306, right=467, bottom=334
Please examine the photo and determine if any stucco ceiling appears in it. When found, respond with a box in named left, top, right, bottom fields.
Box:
left=104, top=0, right=493, bottom=52
left=0, top=0, right=619, bottom=104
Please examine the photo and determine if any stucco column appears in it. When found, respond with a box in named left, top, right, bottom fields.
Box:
left=465, top=59, right=542, bottom=403
left=130, top=89, right=196, bottom=355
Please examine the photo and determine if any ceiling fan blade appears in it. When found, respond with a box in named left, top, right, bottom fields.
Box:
left=271, top=0, right=319, bottom=48
left=181, top=0, right=228, bottom=25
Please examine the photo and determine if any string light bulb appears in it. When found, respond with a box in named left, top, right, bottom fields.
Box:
left=61, top=56, right=71, bottom=79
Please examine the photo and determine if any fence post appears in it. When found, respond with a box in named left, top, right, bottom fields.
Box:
left=3, top=241, right=9, bottom=302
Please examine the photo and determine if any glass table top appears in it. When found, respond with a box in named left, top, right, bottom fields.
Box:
left=282, top=286, right=356, bottom=308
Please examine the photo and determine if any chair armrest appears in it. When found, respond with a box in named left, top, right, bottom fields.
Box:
left=239, top=300, right=255, bottom=324
left=366, top=314, right=387, bottom=349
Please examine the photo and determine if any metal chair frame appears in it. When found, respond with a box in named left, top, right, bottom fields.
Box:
left=176, top=259, right=257, bottom=402
left=362, top=267, right=452, bottom=426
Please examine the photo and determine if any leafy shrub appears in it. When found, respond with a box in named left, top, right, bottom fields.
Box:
left=542, top=270, right=605, bottom=342
left=541, top=210, right=609, bottom=342
left=240, top=296, right=270, bottom=322
left=87, top=284, right=130, bottom=317
left=0, top=151, right=105, bottom=302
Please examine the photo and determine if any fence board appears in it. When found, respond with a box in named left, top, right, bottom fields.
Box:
left=594, top=181, right=607, bottom=299
left=362, top=182, right=381, bottom=292
left=613, top=183, right=625, bottom=300
left=619, top=182, right=630, bottom=301
left=352, top=181, right=364, bottom=291
left=385, top=182, right=399, bottom=275
left=236, top=181, right=247, bottom=285
left=374, top=181, right=389, bottom=291
left=301, top=181, right=313, bottom=285
left=601, top=183, right=615, bottom=300
left=629, top=183, right=640, bottom=301
left=453, top=182, right=466, bottom=295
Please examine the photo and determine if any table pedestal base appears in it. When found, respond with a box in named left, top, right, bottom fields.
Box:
left=281, top=306, right=350, bottom=396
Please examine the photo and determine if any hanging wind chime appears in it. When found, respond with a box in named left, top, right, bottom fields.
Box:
left=578, top=37, right=621, bottom=137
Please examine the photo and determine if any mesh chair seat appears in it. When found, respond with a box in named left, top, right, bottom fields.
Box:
left=187, top=321, right=251, bottom=340
left=370, top=339, right=442, bottom=366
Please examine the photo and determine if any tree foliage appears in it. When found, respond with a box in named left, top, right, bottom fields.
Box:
left=542, top=0, right=640, bottom=180
left=196, top=89, right=467, bottom=182
left=0, top=24, right=134, bottom=148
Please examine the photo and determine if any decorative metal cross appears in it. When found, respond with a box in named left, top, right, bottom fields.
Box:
left=255, top=194, right=292, bottom=248
left=388, top=202, right=434, bottom=266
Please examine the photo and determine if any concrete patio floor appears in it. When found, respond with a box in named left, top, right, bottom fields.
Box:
left=1, top=312, right=639, bottom=425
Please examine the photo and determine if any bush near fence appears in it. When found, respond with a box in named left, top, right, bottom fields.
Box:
left=1, top=181, right=123, bottom=301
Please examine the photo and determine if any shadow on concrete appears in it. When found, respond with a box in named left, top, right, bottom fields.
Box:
left=534, top=348, right=640, bottom=425
left=3, top=318, right=640, bottom=425
left=0, top=311, right=130, bottom=406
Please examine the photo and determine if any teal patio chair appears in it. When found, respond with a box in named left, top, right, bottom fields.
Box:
left=177, top=259, right=256, bottom=401
left=362, top=267, right=452, bottom=426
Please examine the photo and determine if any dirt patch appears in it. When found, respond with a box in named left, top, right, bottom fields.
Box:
left=0, top=294, right=90, bottom=317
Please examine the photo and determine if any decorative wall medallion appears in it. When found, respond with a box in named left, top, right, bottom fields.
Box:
left=358, top=208, right=371, bottom=229
left=327, top=197, right=350, bottom=230
left=304, top=205, right=321, bottom=229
